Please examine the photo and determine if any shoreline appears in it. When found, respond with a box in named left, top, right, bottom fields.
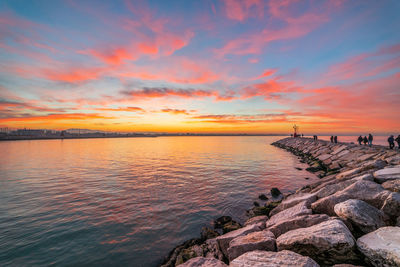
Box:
left=0, top=134, right=288, bottom=142
left=162, top=137, right=400, bottom=266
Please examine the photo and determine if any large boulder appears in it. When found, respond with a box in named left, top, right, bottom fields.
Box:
left=360, top=159, right=387, bottom=171
left=216, top=223, right=262, bottom=257
left=270, top=193, right=317, bottom=216
left=380, top=192, right=400, bottom=218
left=382, top=179, right=400, bottom=192
left=243, top=216, right=268, bottom=227
left=227, top=230, right=276, bottom=261
left=374, top=167, right=400, bottom=183
left=312, top=174, right=372, bottom=199
left=177, top=256, right=227, bottom=267
left=311, top=180, right=390, bottom=216
left=169, top=238, right=225, bottom=266
left=229, top=250, right=320, bottom=267
left=357, top=227, right=400, bottom=267
left=267, top=214, right=330, bottom=237
left=334, top=199, right=387, bottom=234
left=276, top=219, right=358, bottom=265
left=266, top=201, right=312, bottom=228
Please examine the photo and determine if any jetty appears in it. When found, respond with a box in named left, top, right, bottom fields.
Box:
left=163, top=137, right=400, bottom=267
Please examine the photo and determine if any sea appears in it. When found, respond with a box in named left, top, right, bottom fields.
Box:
left=0, top=135, right=392, bottom=266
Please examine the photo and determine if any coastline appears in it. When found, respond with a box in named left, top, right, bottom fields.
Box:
left=162, top=137, right=400, bottom=266
left=0, top=134, right=287, bottom=142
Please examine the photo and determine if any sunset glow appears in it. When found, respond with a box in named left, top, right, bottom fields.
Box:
left=1, top=0, right=399, bottom=134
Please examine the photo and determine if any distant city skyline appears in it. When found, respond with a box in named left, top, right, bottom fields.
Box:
left=1, top=0, right=399, bottom=134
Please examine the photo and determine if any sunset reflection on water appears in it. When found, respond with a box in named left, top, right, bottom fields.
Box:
left=0, top=136, right=318, bottom=266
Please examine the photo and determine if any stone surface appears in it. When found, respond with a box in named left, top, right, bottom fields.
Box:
left=267, top=214, right=330, bottom=237
left=336, top=167, right=362, bottom=180
left=312, top=174, right=372, bottom=199
left=177, top=256, right=228, bottom=267
left=227, top=230, right=276, bottom=261
left=319, top=153, right=331, bottom=161
left=216, top=223, right=262, bottom=257
left=270, top=193, right=317, bottom=216
left=266, top=201, right=312, bottom=228
left=311, top=180, right=390, bottom=216
left=357, top=227, right=400, bottom=267
left=213, top=216, right=241, bottom=233
left=230, top=250, right=320, bottom=267
left=243, top=215, right=267, bottom=227
left=332, top=265, right=363, bottom=267
left=271, top=187, right=282, bottom=198
left=374, top=167, right=400, bottom=183
left=162, top=237, right=225, bottom=267
left=382, top=179, right=400, bottom=192
left=334, top=199, right=386, bottom=234
left=360, top=159, right=387, bottom=171
left=276, top=219, right=358, bottom=265
left=380, top=192, right=400, bottom=217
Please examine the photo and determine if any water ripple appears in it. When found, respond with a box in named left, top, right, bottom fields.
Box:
left=0, top=136, right=318, bottom=266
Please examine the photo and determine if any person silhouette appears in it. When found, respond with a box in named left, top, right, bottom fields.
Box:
left=357, top=135, right=362, bottom=145
left=363, top=136, right=368, bottom=145
left=388, top=135, right=395, bottom=149
left=334, top=136, right=338, bottom=143
left=395, top=135, right=400, bottom=149
left=330, top=136, right=333, bottom=143
left=368, top=134, right=373, bottom=147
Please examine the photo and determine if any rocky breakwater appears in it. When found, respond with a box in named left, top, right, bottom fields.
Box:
left=162, top=137, right=400, bottom=267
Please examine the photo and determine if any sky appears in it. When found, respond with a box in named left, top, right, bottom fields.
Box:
left=0, top=0, right=399, bottom=134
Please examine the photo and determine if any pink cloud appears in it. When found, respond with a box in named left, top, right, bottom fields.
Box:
left=41, top=67, right=104, bottom=83
left=215, top=1, right=330, bottom=57
left=223, top=0, right=264, bottom=21
left=323, top=43, right=400, bottom=82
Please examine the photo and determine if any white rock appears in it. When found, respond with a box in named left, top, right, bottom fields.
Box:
left=276, top=219, right=358, bottom=265
left=177, top=256, right=228, bottom=267
left=311, top=180, right=390, bottom=216
left=227, top=230, right=275, bottom=261
left=357, top=226, right=400, bottom=267
left=216, top=223, right=262, bottom=257
left=373, top=167, right=400, bottom=183
left=243, top=216, right=268, bottom=227
left=230, top=250, right=319, bottom=267
left=334, top=199, right=386, bottom=234
left=267, top=214, right=330, bottom=237
left=270, top=193, right=317, bottom=216
left=266, top=201, right=312, bottom=228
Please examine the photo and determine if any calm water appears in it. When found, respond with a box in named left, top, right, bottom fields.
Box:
left=0, top=136, right=319, bottom=266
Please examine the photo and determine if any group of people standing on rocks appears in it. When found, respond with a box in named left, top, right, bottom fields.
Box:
left=356, top=134, right=400, bottom=149
left=330, top=136, right=338, bottom=143
left=357, top=134, right=373, bottom=147
left=388, top=135, right=400, bottom=149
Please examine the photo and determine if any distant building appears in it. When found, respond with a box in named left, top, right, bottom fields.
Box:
left=13, top=129, right=45, bottom=136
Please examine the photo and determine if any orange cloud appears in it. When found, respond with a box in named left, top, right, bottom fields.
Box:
left=0, top=113, right=115, bottom=122
left=191, top=113, right=291, bottom=124
left=241, top=78, right=302, bottom=100
left=161, top=109, right=194, bottom=115
left=95, top=106, right=145, bottom=112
